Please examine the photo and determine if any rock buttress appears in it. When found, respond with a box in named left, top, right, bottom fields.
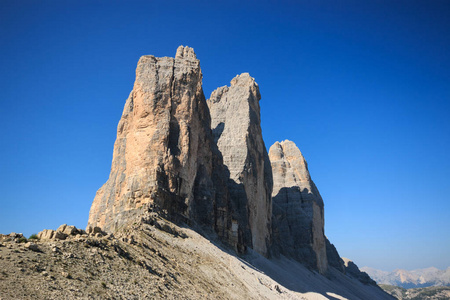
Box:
left=269, top=140, right=328, bottom=274
left=207, top=73, right=273, bottom=257
left=88, top=46, right=231, bottom=243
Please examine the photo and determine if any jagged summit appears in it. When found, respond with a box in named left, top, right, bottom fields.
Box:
left=230, top=72, right=257, bottom=87
left=209, top=73, right=259, bottom=104
left=175, top=45, right=197, bottom=59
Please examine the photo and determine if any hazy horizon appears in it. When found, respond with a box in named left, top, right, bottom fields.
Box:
left=362, top=265, right=450, bottom=273
left=1, top=0, right=449, bottom=271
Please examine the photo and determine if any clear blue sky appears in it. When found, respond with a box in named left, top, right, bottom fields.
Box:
left=1, top=0, right=449, bottom=272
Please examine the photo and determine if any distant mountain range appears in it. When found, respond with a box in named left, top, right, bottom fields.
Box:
left=361, top=266, right=450, bottom=288
left=379, top=284, right=450, bottom=300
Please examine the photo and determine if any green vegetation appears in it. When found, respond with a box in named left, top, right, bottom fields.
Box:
left=18, top=237, right=27, bottom=243
left=28, top=234, right=38, bottom=240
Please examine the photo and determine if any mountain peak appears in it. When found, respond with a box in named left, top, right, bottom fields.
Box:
left=175, top=45, right=197, bottom=59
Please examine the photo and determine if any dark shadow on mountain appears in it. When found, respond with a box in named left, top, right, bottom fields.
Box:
left=211, top=122, right=225, bottom=144
left=271, top=186, right=320, bottom=270
left=145, top=135, right=388, bottom=299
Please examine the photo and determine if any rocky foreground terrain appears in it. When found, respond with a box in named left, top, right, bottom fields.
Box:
left=380, top=284, right=450, bottom=300
left=1, top=214, right=392, bottom=300
left=1, top=46, right=395, bottom=299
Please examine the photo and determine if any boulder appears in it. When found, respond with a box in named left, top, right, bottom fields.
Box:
left=62, top=225, right=79, bottom=236
left=56, top=224, right=80, bottom=237
left=85, top=225, right=94, bottom=234
left=24, top=242, right=39, bottom=252
left=91, top=226, right=106, bottom=237
left=57, top=224, right=67, bottom=233
left=37, top=229, right=55, bottom=240
left=54, top=231, right=67, bottom=240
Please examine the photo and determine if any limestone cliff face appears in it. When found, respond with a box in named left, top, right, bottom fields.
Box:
left=208, top=73, right=273, bottom=257
left=88, top=46, right=231, bottom=240
left=269, top=140, right=328, bottom=274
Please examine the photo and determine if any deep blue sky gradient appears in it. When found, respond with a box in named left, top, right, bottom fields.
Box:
left=1, top=0, right=449, bottom=271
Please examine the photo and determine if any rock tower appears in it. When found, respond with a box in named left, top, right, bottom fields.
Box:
left=269, top=140, right=327, bottom=273
left=208, top=73, right=273, bottom=256
left=88, top=46, right=231, bottom=243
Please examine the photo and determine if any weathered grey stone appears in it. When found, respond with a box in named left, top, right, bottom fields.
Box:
left=92, top=227, right=103, bottom=235
left=57, top=224, right=67, bottom=233
left=104, top=233, right=114, bottom=240
left=326, top=238, right=345, bottom=273
left=85, top=225, right=93, bottom=234
left=87, top=46, right=232, bottom=247
left=24, top=242, right=39, bottom=252
left=7, top=233, right=24, bottom=243
left=37, top=229, right=55, bottom=240
left=62, top=225, right=78, bottom=235
left=208, top=73, right=273, bottom=257
left=269, top=140, right=327, bottom=273
left=343, top=258, right=377, bottom=285
left=54, top=231, right=67, bottom=240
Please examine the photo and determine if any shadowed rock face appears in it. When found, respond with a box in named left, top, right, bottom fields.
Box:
left=326, top=238, right=346, bottom=273
left=342, top=258, right=377, bottom=285
left=208, top=73, right=273, bottom=257
left=88, top=46, right=231, bottom=241
left=269, top=140, right=328, bottom=274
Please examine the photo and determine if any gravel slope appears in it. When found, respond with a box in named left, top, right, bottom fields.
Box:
left=0, top=216, right=393, bottom=300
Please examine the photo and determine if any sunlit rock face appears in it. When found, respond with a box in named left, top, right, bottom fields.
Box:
left=88, top=46, right=232, bottom=244
left=208, top=73, right=273, bottom=257
left=269, top=140, right=328, bottom=274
